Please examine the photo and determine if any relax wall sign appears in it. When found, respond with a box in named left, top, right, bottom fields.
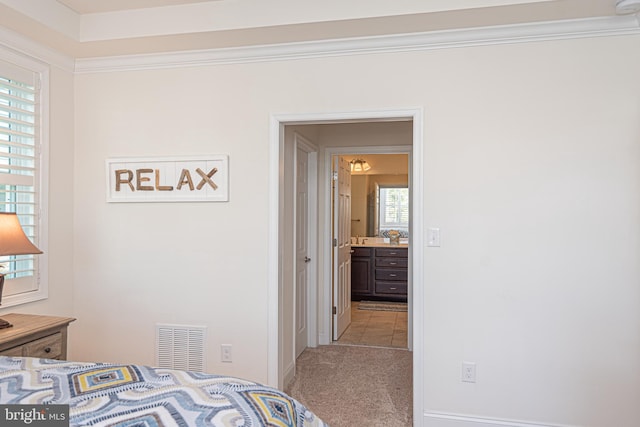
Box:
left=106, top=156, right=229, bottom=202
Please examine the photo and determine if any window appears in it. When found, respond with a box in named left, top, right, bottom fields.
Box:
left=0, top=52, right=48, bottom=306
left=378, top=186, right=409, bottom=233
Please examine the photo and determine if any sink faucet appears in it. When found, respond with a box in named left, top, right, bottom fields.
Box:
left=353, top=235, right=367, bottom=245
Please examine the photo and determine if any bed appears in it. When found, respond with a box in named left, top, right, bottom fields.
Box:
left=0, top=356, right=327, bottom=426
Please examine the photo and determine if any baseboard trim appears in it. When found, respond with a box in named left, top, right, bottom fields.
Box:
left=318, top=332, right=331, bottom=346
left=283, top=361, right=296, bottom=390
left=423, top=412, right=579, bottom=427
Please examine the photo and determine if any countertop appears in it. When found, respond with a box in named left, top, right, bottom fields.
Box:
left=352, top=242, right=408, bottom=248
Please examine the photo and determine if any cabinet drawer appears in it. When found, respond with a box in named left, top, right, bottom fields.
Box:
left=0, top=346, right=23, bottom=357
left=375, top=257, right=407, bottom=268
left=375, top=248, right=407, bottom=258
left=375, top=281, right=407, bottom=295
left=22, top=333, right=62, bottom=359
left=375, top=269, right=407, bottom=281
left=351, top=247, right=372, bottom=257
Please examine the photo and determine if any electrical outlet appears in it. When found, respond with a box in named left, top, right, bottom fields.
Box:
left=462, top=362, right=476, bottom=383
left=221, top=344, right=232, bottom=363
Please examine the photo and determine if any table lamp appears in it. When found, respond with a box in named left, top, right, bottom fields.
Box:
left=0, top=212, right=42, bottom=329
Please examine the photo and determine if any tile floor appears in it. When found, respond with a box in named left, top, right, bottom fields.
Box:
left=336, top=301, right=408, bottom=348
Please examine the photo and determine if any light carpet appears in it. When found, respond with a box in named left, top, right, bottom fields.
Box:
left=285, top=344, right=412, bottom=427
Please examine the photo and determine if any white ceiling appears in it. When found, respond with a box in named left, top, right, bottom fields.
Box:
left=0, top=0, right=626, bottom=58
left=50, top=0, right=619, bottom=21
left=347, top=154, right=410, bottom=176
left=56, top=0, right=214, bottom=14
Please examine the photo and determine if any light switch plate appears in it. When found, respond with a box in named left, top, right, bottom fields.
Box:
left=427, top=228, right=441, bottom=247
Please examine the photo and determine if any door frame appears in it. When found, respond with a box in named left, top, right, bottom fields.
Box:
left=269, top=108, right=425, bottom=426
left=325, top=145, right=413, bottom=348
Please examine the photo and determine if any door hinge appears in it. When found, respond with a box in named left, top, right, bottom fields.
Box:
left=332, top=171, right=338, bottom=181
left=332, top=306, right=337, bottom=315
left=333, top=238, right=338, bottom=247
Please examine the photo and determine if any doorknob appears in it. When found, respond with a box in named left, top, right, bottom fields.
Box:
left=304, top=256, right=312, bottom=263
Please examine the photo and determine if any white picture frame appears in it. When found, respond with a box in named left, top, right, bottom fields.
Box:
left=106, top=155, right=229, bottom=203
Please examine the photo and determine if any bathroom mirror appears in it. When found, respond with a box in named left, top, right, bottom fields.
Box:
left=349, top=154, right=409, bottom=238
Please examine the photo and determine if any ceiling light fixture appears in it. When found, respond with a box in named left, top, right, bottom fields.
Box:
left=350, top=159, right=372, bottom=172
left=616, top=0, right=640, bottom=14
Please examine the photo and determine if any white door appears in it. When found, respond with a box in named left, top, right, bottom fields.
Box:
left=332, top=156, right=352, bottom=340
left=295, top=146, right=310, bottom=358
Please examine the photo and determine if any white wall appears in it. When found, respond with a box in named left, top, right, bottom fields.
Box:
left=70, top=33, right=640, bottom=427
left=351, top=174, right=368, bottom=236
left=419, top=37, right=640, bottom=426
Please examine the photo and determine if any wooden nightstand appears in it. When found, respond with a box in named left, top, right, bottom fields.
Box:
left=0, top=313, right=75, bottom=360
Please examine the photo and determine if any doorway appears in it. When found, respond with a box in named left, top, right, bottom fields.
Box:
left=330, top=150, right=411, bottom=348
left=268, top=109, right=425, bottom=426
left=332, top=152, right=410, bottom=349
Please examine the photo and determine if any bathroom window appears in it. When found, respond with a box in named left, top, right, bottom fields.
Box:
left=378, top=186, right=409, bottom=234
left=0, top=51, right=49, bottom=306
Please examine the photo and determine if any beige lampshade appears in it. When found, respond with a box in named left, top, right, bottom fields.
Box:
left=0, top=212, right=42, bottom=256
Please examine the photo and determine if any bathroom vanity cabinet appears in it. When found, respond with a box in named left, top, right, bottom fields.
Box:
left=351, top=246, right=408, bottom=302
left=351, top=247, right=373, bottom=297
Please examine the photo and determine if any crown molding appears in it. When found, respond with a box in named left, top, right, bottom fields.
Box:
left=1, top=14, right=638, bottom=74
left=0, top=25, right=75, bottom=73
left=75, top=15, right=640, bottom=74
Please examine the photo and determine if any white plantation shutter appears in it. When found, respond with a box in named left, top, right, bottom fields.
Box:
left=0, top=58, right=42, bottom=297
left=379, top=186, right=409, bottom=232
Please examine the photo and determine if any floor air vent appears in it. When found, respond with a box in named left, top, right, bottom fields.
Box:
left=156, top=324, right=206, bottom=372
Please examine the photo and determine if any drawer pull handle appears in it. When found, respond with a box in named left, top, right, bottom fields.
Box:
left=390, top=252, right=397, bottom=255
left=390, top=287, right=397, bottom=290
left=390, top=262, right=397, bottom=265
left=44, top=347, right=51, bottom=353
left=390, top=274, right=397, bottom=277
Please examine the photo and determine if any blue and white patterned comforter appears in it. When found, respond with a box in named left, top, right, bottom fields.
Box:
left=0, top=356, right=327, bottom=426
